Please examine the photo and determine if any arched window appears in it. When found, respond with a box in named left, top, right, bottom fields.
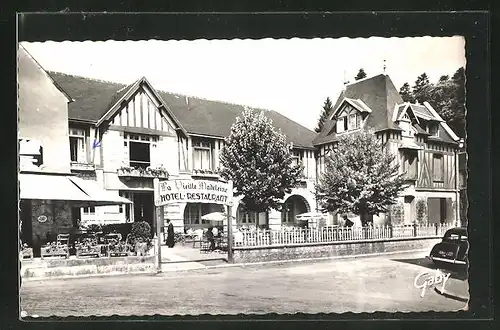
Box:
left=281, top=195, right=310, bottom=224
left=236, top=204, right=269, bottom=227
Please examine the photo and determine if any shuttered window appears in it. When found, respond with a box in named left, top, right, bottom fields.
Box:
left=336, top=116, right=347, bottom=133
left=401, top=150, right=418, bottom=180
left=433, top=154, right=444, bottom=182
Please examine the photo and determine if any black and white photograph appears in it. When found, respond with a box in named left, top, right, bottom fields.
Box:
left=18, top=29, right=471, bottom=317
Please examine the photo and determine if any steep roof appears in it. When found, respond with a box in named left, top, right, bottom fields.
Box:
left=49, top=72, right=126, bottom=122
left=49, top=72, right=317, bottom=148
left=410, top=103, right=436, bottom=120
left=314, top=74, right=404, bottom=145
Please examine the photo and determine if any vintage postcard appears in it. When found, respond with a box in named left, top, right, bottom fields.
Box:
left=18, top=19, right=469, bottom=317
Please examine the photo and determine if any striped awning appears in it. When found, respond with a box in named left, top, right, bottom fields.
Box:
left=19, top=173, right=131, bottom=206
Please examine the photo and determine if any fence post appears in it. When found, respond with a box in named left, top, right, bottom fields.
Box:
left=435, top=223, right=438, bottom=236
left=413, top=222, right=417, bottom=237
left=389, top=225, right=393, bottom=238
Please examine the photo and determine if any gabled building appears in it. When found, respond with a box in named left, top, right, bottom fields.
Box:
left=314, top=74, right=462, bottom=227
left=49, top=72, right=318, bottom=232
left=18, top=45, right=130, bottom=256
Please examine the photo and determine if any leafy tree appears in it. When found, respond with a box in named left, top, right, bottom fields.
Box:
left=427, top=67, right=466, bottom=137
left=412, top=72, right=432, bottom=103
left=439, top=75, right=450, bottom=82
left=315, top=97, right=333, bottom=133
left=315, top=131, right=408, bottom=226
left=355, top=68, right=367, bottom=80
left=399, top=82, right=415, bottom=103
left=220, top=108, right=303, bottom=215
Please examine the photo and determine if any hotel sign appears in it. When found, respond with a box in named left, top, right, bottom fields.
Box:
left=154, top=179, right=233, bottom=207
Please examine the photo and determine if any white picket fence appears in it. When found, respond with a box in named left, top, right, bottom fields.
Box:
left=234, top=223, right=455, bottom=247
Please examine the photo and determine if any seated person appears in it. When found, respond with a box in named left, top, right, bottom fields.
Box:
left=206, top=226, right=216, bottom=251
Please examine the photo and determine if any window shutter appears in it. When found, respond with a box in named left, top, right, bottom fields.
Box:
left=77, top=137, right=86, bottom=163
left=336, top=117, right=345, bottom=133
left=123, top=138, right=130, bottom=166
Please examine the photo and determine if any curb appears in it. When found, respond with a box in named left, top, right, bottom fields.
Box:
left=21, top=248, right=431, bottom=281
left=434, top=286, right=469, bottom=303
left=160, top=248, right=432, bottom=273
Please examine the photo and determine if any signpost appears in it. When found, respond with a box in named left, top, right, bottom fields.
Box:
left=153, top=178, right=234, bottom=271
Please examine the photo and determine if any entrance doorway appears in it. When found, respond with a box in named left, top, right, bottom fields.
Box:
left=133, top=192, right=155, bottom=235
left=403, top=196, right=416, bottom=224
left=282, top=195, right=310, bottom=226
left=427, top=197, right=449, bottom=224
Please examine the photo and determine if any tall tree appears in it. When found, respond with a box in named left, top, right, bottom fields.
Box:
left=315, top=131, right=407, bottom=226
left=220, top=108, right=303, bottom=215
left=439, top=75, right=450, bottom=82
left=412, top=73, right=432, bottom=103
left=399, top=82, right=415, bottom=103
left=315, top=97, right=333, bottom=133
left=355, top=68, right=367, bottom=80
left=427, top=67, right=466, bottom=137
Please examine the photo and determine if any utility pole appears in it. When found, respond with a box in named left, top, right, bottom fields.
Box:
left=227, top=204, right=233, bottom=263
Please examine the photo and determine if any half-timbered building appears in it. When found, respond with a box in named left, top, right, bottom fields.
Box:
left=49, top=72, right=317, bottom=232
left=314, top=74, right=462, bottom=227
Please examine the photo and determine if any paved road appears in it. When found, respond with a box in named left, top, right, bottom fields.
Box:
left=20, top=251, right=468, bottom=317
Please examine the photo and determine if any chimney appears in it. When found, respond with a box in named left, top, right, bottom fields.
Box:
left=343, top=70, right=349, bottom=87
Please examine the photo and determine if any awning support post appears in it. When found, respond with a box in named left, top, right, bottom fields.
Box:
left=154, top=177, right=163, bottom=273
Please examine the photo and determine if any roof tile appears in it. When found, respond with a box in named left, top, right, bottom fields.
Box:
left=314, top=74, right=404, bottom=145
left=49, top=72, right=317, bottom=148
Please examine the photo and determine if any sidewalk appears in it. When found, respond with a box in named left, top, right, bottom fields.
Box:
left=160, top=245, right=228, bottom=272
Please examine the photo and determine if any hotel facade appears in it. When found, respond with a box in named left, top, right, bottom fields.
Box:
left=19, top=46, right=463, bottom=238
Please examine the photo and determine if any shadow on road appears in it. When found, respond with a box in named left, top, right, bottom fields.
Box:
left=391, top=257, right=468, bottom=281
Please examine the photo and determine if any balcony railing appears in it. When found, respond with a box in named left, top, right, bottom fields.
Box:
left=191, top=168, right=221, bottom=178
left=117, top=166, right=169, bottom=179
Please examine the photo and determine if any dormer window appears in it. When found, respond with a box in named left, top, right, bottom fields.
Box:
left=336, top=115, right=348, bottom=133
left=428, top=123, right=439, bottom=136
left=336, top=109, right=361, bottom=133
left=399, top=114, right=415, bottom=138
left=349, top=113, right=361, bottom=129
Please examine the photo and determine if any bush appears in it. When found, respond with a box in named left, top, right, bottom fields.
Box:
left=85, top=224, right=102, bottom=234
left=416, top=198, right=428, bottom=224
left=128, top=221, right=153, bottom=251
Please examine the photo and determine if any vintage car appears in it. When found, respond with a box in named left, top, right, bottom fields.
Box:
left=429, top=227, right=469, bottom=269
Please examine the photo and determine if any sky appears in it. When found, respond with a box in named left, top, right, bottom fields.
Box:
left=21, top=37, right=466, bottom=131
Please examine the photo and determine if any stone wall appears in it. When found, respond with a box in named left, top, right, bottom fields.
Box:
left=21, top=256, right=155, bottom=279
left=232, top=237, right=440, bottom=264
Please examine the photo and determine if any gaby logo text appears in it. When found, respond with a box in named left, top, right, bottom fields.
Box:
left=414, top=270, right=451, bottom=298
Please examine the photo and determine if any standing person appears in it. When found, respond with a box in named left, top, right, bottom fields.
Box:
left=206, top=226, right=216, bottom=251
left=165, top=219, right=175, bottom=248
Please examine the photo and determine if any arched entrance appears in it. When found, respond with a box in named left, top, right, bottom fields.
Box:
left=282, top=195, right=310, bottom=225
left=183, top=203, right=224, bottom=230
